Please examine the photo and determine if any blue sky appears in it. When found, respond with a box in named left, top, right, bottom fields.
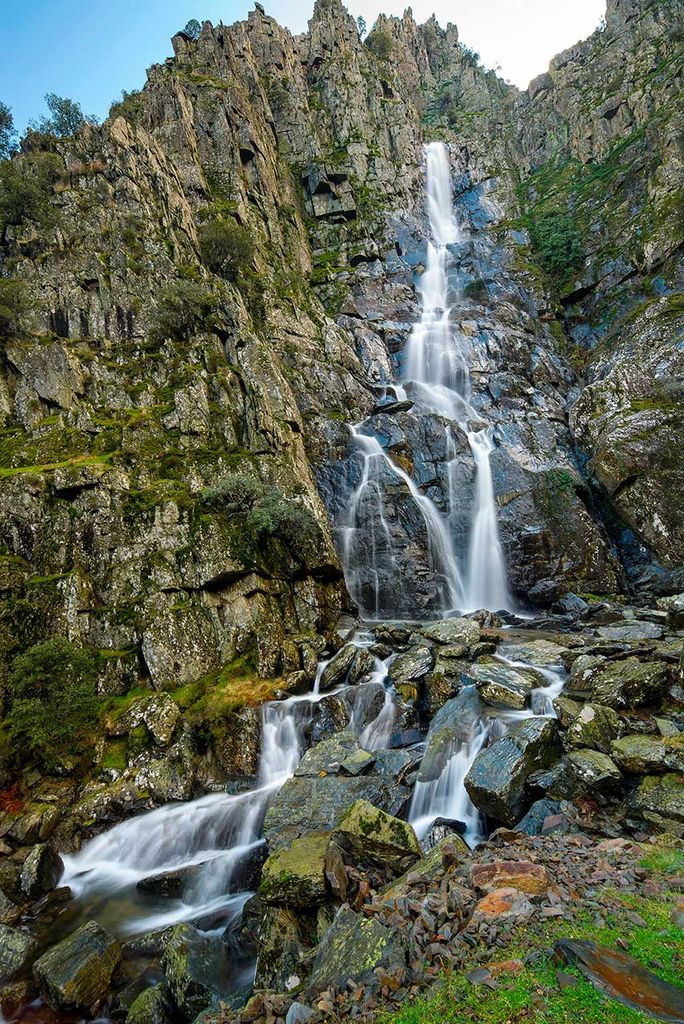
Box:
left=1, top=0, right=605, bottom=135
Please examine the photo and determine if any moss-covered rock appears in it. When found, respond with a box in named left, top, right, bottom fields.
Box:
left=634, top=773, right=684, bottom=834
left=33, top=921, right=120, bottom=1010
left=0, top=923, right=37, bottom=983
left=587, top=658, right=669, bottom=709
left=160, top=924, right=230, bottom=1022
left=565, top=704, right=621, bottom=753
left=611, top=734, right=684, bottom=773
left=332, top=799, right=421, bottom=877
left=259, top=832, right=330, bottom=906
left=126, top=983, right=172, bottom=1024
left=308, top=905, right=406, bottom=990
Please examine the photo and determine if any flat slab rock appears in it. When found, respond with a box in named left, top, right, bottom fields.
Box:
left=555, top=939, right=684, bottom=1022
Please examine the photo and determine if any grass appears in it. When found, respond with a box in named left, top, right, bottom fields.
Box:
left=380, top=887, right=683, bottom=1024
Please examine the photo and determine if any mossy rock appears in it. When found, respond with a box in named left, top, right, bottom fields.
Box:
left=33, top=921, right=120, bottom=1010
left=259, top=831, right=330, bottom=907
left=332, top=799, right=421, bottom=877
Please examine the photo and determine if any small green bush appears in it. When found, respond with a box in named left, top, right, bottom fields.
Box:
left=529, top=210, right=584, bottom=278
left=365, top=30, right=393, bottom=60
left=0, top=101, right=16, bottom=160
left=3, top=637, right=99, bottom=772
left=201, top=472, right=264, bottom=514
left=0, top=278, right=31, bottom=339
left=109, top=89, right=145, bottom=125
left=199, top=218, right=254, bottom=279
left=152, top=279, right=218, bottom=342
left=0, top=150, right=62, bottom=233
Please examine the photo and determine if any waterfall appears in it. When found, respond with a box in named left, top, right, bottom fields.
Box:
left=462, top=427, right=512, bottom=613
left=341, top=140, right=511, bottom=619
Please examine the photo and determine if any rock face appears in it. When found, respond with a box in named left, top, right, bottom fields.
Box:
left=308, top=905, right=405, bottom=990
left=33, top=921, right=120, bottom=1010
left=160, top=924, right=231, bottom=1021
left=332, top=799, right=422, bottom=876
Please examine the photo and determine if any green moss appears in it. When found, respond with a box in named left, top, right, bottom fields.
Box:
left=99, top=738, right=128, bottom=772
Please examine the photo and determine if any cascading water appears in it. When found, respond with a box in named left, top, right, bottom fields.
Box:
left=341, top=140, right=511, bottom=619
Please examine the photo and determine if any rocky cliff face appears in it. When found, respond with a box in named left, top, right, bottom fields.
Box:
left=0, top=0, right=682, bottom=702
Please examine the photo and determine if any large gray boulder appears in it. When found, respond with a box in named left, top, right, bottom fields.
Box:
left=586, top=658, right=669, bottom=709
left=33, top=921, right=120, bottom=1010
left=417, top=688, right=488, bottom=783
left=464, top=718, right=560, bottom=825
left=420, top=617, right=480, bottom=646
left=465, top=663, right=536, bottom=710
left=160, top=924, right=231, bottom=1022
left=332, top=799, right=421, bottom=877
left=20, top=843, right=64, bottom=899
left=565, top=704, right=621, bottom=753
left=264, top=732, right=411, bottom=849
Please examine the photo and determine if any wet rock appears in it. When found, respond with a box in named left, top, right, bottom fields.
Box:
left=340, top=749, right=375, bottom=776
left=421, top=817, right=467, bottom=852
left=611, top=734, right=684, bottom=773
left=332, top=799, right=421, bottom=877
left=499, top=639, right=568, bottom=666
left=259, top=832, right=330, bottom=906
left=210, top=706, right=261, bottom=778
left=308, top=905, right=406, bottom=990
left=286, top=1002, right=316, bottom=1024
left=514, top=799, right=563, bottom=835
left=634, top=774, right=684, bottom=834
left=657, top=593, right=684, bottom=629
left=0, top=923, right=38, bottom=983
left=565, top=704, right=621, bottom=753
left=555, top=938, right=684, bottom=1020
left=126, top=984, right=172, bottom=1024
left=566, top=749, right=622, bottom=792
left=417, top=688, right=488, bottom=783
left=254, top=905, right=310, bottom=991
left=553, top=695, right=583, bottom=726
left=420, top=617, right=480, bottom=646
left=33, top=920, right=120, bottom=1010
left=160, top=924, right=231, bottom=1022
left=597, top=622, right=664, bottom=641
left=471, top=861, right=549, bottom=894
left=348, top=648, right=377, bottom=684
left=0, top=891, right=21, bottom=926
left=465, top=718, right=560, bottom=825
left=587, top=658, right=669, bottom=709
left=467, top=663, right=535, bottom=710
left=137, top=866, right=198, bottom=899
left=319, top=645, right=357, bottom=691
left=389, top=645, right=435, bottom=684
left=20, top=843, right=64, bottom=899
left=553, top=593, right=589, bottom=617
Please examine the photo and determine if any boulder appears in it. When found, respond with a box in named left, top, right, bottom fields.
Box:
left=499, top=640, right=568, bottom=666
left=340, top=749, right=375, bottom=776
left=319, top=645, right=357, bottom=691
left=464, top=718, right=560, bottom=826
left=254, top=905, right=311, bottom=991
left=286, top=1003, right=317, bottom=1024
left=126, top=984, right=172, bottom=1024
left=611, top=735, right=684, bottom=773
left=420, top=617, right=480, bottom=646
left=634, top=774, right=684, bottom=833
left=514, top=799, right=563, bottom=835
left=471, top=887, right=534, bottom=924
left=389, top=645, right=434, bottom=684
left=33, top=921, right=120, bottom=1010
left=332, top=799, right=421, bottom=877
left=566, top=749, right=622, bottom=792
left=308, top=905, right=405, bottom=990
left=466, top=663, right=535, bottom=710
left=470, top=861, right=549, bottom=895
left=259, top=832, right=330, bottom=906
left=20, top=843, right=64, bottom=899
left=160, top=924, right=230, bottom=1021
left=587, top=658, right=669, bottom=709
left=597, top=622, right=664, bottom=641
left=0, top=924, right=38, bottom=983
left=0, top=891, right=21, bottom=926
left=417, top=688, right=488, bottom=783
left=565, top=704, right=621, bottom=753
left=553, top=695, right=583, bottom=726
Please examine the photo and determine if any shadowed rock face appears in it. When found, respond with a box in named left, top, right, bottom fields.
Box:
left=0, top=0, right=681, bottom=705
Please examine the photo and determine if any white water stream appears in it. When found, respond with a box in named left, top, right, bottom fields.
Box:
left=342, top=141, right=511, bottom=619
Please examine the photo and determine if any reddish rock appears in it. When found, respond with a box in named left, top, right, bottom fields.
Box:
left=471, top=860, right=549, bottom=895
left=471, top=887, right=534, bottom=922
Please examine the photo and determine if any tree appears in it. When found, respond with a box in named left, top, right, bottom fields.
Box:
left=357, top=16, right=367, bottom=39
left=32, top=93, right=97, bottom=138
left=183, top=18, right=202, bottom=40
left=199, top=218, right=254, bottom=279
left=0, top=102, right=16, bottom=160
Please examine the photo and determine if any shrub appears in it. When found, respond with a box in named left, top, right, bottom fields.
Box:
left=201, top=472, right=264, bottom=514
left=529, top=210, right=584, bottom=278
left=109, top=89, right=145, bottom=125
left=152, top=279, right=218, bottom=342
left=0, top=150, right=62, bottom=233
left=3, top=637, right=99, bottom=772
left=0, top=101, right=16, bottom=161
left=199, top=218, right=254, bottom=279
left=365, top=30, right=393, bottom=60
left=246, top=488, right=318, bottom=546
left=0, top=278, right=31, bottom=339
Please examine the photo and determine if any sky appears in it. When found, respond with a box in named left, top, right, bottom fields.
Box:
left=0, top=0, right=606, bottom=136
